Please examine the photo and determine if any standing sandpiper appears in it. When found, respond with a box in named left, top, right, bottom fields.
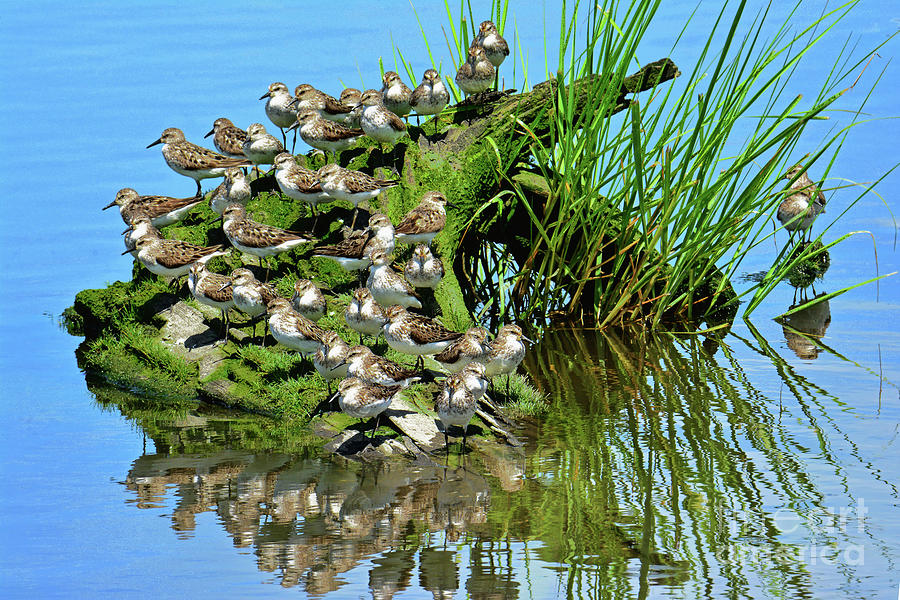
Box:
left=147, top=128, right=252, bottom=197
left=484, top=324, right=530, bottom=396
left=359, top=89, right=408, bottom=160
left=242, top=123, right=284, bottom=172
left=410, top=69, right=449, bottom=132
left=187, top=262, right=235, bottom=342
left=104, top=188, right=205, bottom=227
left=313, top=331, right=350, bottom=394
left=273, top=153, right=331, bottom=231
left=291, top=278, right=326, bottom=322
left=472, top=20, right=510, bottom=68
left=344, top=287, right=388, bottom=344
left=404, top=244, right=444, bottom=289
left=394, top=191, right=451, bottom=246
left=381, top=71, right=412, bottom=119
left=433, top=327, right=491, bottom=373
left=382, top=305, right=463, bottom=369
left=204, top=118, right=247, bottom=158
left=317, top=164, right=399, bottom=229
left=209, top=167, right=251, bottom=216
left=221, top=203, right=315, bottom=280
left=260, top=82, right=298, bottom=150
left=367, top=249, right=422, bottom=309
left=266, top=297, right=326, bottom=355
left=131, top=236, right=227, bottom=280
left=455, top=46, right=495, bottom=96
left=778, top=163, right=827, bottom=242
left=287, top=109, right=364, bottom=159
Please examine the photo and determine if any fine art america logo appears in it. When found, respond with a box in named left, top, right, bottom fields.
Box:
left=713, top=498, right=869, bottom=567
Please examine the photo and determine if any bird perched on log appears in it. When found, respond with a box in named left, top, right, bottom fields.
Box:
left=382, top=305, right=463, bottom=370
left=471, top=20, right=509, bottom=68
left=317, top=164, right=399, bottom=229
left=455, top=46, right=495, bottom=96
left=410, top=69, right=450, bottom=132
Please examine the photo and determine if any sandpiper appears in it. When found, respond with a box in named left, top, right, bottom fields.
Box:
left=131, top=236, right=227, bottom=280
left=221, top=203, right=315, bottom=280
left=317, top=164, right=399, bottom=229
left=123, top=216, right=161, bottom=256
left=344, top=345, right=423, bottom=386
left=204, top=118, right=247, bottom=158
left=367, top=249, right=422, bottom=309
left=335, top=376, right=405, bottom=442
left=455, top=46, right=495, bottom=96
left=410, top=69, right=449, bottom=132
left=312, top=213, right=394, bottom=278
left=404, top=244, right=444, bottom=289
left=433, top=327, right=491, bottom=373
left=381, top=71, right=412, bottom=119
left=382, top=305, right=463, bottom=369
left=778, top=163, right=827, bottom=242
left=147, top=128, right=252, bottom=197
left=483, top=324, right=530, bottom=396
left=273, top=153, right=330, bottom=230
left=340, top=88, right=364, bottom=128
left=291, top=278, right=326, bottom=321
left=291, top=85, right=355, bottom=125
left=187, top=262, right=235, bottom=341
left=394, top=191, right=451, bottom=245
left=261, top=82, right=299, bottom=150
left=266, top=297, right=326, bottom=355
left=209, top=167, right=251, bottom=216
left=435, top=369, right=479, bottom=452
left=104, top=188, right=205, bottom=227
left=313, top=331, right=350, bottom=394
left=287, top=109, right=364, bottom=158
left=473, top=20, right=510, bottom=68
left=242, top=122, right=284, bottom=171
left=222, top=267, right=276, bottom=341
left=344, top=287, right=388, bottom=343
left=359, top=89, right=408, bottom=149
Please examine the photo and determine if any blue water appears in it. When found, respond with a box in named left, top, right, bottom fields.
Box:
left=1, top=1, right=898, bottom=598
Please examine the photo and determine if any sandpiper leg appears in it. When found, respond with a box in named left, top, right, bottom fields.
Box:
left=350, top=207, right=359, bottom=230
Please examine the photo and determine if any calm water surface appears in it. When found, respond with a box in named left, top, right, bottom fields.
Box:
left=1, top=1, right=898, bottom=598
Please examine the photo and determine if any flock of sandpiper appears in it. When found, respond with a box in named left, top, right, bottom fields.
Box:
left=104, top=20, right=525, bottom=453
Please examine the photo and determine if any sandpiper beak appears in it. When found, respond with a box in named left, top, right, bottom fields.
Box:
left=522, top=335, right=535, bottom=344
left=217, top=281, right=233, bottom=293
left=121, top=248, right=133, bottom=256
left=102, top=200, right=117, bottom=210
left=446, top=201, right=459, bottom=209
left=286, top=120, right=300, bottom=132
left=122, top=226, right=133, bottom=235
left=210, top=215, right=224, bottom=224
left=329, top=360, right=348, bottom=372
left=146, top=138, right=162, bottom=148
left=259, top=92, right=270, bottom=100
left=287, top=98, right=299, bottom=109
left=204, top=128, right=215, bottom=138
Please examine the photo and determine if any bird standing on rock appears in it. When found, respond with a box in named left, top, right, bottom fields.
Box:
left=381, top=71, right=412, bottom=119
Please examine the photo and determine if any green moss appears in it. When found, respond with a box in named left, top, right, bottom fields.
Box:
left=81, top=324, right=197, bottom=400
left=784, top=241, right=830, bottom=288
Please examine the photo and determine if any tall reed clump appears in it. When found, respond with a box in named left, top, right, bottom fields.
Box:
left=457, top=0, right=890, bottom=328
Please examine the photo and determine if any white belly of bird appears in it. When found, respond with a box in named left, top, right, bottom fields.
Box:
left=152, top=203, right=200, bottom=227
left=395, top=231, right=438, bottom=246
left=232, top=287, right=265, bottom=317
left=138, top=250, right=191, bottom=278
left=229, top=236, right=305, bottom=258
left=361, top=106, right=404, bottom=144
left=339, top=388, right=394, bottom=419
left=484, top=345, right=525, bottom=377
left=275, top=172, right=329, bottom=207
left=368, top=266, right=421, bottom=309
left=346, top=308, right=385, bottom=337
left=436, top=389, right=476, bottom=427
left=269, top=315, right=320, bottom=354
left=266, top=95, right=298, bottom=129
left=384, top=324, right=452, bottom=356
left=315, top=349, right=349, bottom=381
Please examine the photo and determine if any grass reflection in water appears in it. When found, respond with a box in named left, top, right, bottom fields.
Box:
left=86, top=322, right=896, bottom=598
